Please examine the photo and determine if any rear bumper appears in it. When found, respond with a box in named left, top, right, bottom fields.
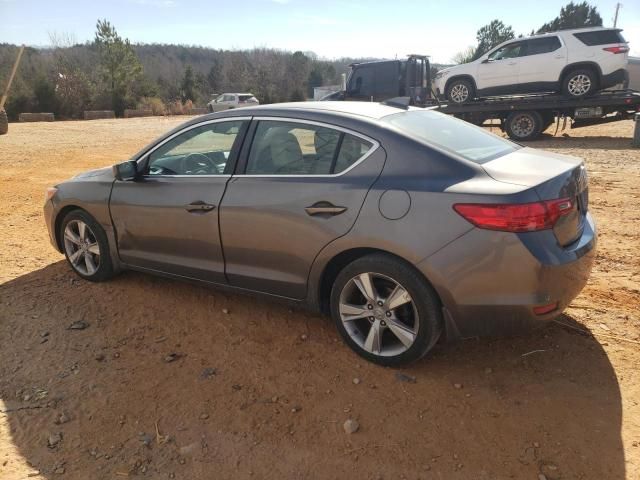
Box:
left=601, top=68, right=627, bottom=89
left=419, top=213, right=597, bottom=338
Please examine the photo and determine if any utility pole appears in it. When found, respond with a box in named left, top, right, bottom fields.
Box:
left=613, top=3, right=622, bottom=28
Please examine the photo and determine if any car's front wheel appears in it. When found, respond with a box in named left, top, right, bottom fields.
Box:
left=330, top=254, right=442, bottom=366
left=60, top=209, right=115, bottom=282
left=446, top=78, right=474, bottom=104
left=562, top=69, right=597, bottom=98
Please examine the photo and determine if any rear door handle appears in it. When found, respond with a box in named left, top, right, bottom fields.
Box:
left=508, top=61, right=517, bottom=65
left=305, top=201, right=347, bottom=216
left=185, top=201, right=216, bottom=213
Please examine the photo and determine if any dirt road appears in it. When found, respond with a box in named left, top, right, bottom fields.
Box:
left=1, top=117, right=638, bottom=479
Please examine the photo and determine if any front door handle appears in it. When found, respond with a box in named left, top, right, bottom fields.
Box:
left=185, top=201, right=216, bottom=213
left=305, top=201, right=347, bottom=216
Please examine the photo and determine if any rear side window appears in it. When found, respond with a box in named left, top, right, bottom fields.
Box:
left=573, top=30, right=626, bottom=46
left=374, top=62, right=400, bottom=97
left=382, top=110, right=518, bottom=164
left=246, top=120, right=374, bottom=175
left=348, top=66, right=375, bottom=97
left=526, top=37, right=562, bottom=55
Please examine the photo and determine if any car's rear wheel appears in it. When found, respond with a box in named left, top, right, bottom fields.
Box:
left=504, top=110, right=544, bottom=141
left=60, top=210, right=115, bottom=282
left=562, top=69, right=597, bottom=98
left=330, top=254, right=442, bottom=366
left=446, top=78, right=474, bottom=104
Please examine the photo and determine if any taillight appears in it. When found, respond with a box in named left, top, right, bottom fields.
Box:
left=603, top=46, right=629, bottom=54
left=453, top=198, right=574, bottom=232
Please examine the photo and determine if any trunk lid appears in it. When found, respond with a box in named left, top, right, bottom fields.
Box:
left=482, top=147, right=589, bottom=246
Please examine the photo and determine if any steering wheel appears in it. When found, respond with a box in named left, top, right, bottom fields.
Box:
left=180, top=153, right=220, bottom=175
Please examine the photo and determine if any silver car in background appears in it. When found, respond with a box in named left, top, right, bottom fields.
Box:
left=43, top=102, right=596, bottom=366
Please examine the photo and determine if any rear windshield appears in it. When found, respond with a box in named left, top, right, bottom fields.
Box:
left=573, top=29, right=626, bottom=46
left=381, top=110, right=518, bottom=164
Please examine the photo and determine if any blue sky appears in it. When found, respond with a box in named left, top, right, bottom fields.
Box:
left=1, top=0, right=639, bottom=63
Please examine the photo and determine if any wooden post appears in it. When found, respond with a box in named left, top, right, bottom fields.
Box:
left=0, top=45, right=25, bottom=111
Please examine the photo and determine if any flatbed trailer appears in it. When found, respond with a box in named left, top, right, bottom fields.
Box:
left=436, top=90, right=640, bottom=141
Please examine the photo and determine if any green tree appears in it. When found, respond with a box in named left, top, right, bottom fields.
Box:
left=471, top=20, right=515, bottom=60
left=537, top=2, right=602, bottom=33
left=206, top=58, right=222, bottom=93
left=181, top=65, right=196, bottom=103
left=33, top=76, right=58, bottom=113
left=307, top=65, right=324, bottom=97
left=94, top=19, right=143, bottom=116
left=286, top=51, right=310, bottom=101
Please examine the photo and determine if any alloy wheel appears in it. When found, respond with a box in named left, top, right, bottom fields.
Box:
left=339, top=272, right=419, bottom=357
left=450, top=84, right=469, bottom=103
left=567, top=74, right=591, bottom=96
left=63, top=219, right=101, bottom=276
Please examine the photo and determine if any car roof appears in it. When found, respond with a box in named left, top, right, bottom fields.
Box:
left=504, top=26, right=622, bottom=43
left=209, top=101, right=414, bottom=120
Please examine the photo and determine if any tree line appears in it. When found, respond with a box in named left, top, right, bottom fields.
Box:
left=0, top=20, right=361, bottom=120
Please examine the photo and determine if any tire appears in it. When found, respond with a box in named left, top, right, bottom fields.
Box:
left=504, top=111, right=544, bottom=141
left=330, top=254, right=442, bottom=366
left=562, top=68, right=598, bottom=98
left=0, top=109, right=8, bottom=135
left=59, top=209, right=115, bottom=282
left=446, top=78, right=474, bottom=104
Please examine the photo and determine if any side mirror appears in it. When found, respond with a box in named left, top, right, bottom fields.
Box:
left=112, top=160, right=138, bottom=181
left=481, top=58, right=490, bottom=64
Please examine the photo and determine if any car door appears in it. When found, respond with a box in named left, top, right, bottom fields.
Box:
left=219, top=117, right=386, bottom=299
left=109, top=118, right=249, bottom=283
left=477, top=40, right=526, bottom=94
left=518, top=36, right=566, bottom=90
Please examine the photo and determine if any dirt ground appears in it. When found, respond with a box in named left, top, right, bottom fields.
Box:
left=0, top=116, right=638, bottom=480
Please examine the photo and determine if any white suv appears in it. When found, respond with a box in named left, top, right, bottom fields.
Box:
left=435, top=27, right=629, bottom=104
left=207, top=93, right=259, bottom=112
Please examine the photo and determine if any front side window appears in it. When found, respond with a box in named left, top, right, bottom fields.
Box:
left=526, top=37, right=562, bottom=55
left=245, top=120, right=374, bottom=175
left=382, top=110, right=518, bottom=164
left=488, top=42, right=525, bottom=61
left=147, top=121, right=244, bottom=175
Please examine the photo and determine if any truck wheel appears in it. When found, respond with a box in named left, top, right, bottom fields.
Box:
left=0, top=109, right=8, bottom=135
left=446, top=79, right=474, bottom=104
left=504, top=111, right=543, bottom=141
left=562, top=69, right=597, bottom=98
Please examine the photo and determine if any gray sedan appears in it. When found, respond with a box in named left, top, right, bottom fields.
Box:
left=44, top=102, right=596, bottom=365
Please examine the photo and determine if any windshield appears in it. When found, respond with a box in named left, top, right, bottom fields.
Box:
left=381, top=110, right=519, bottom=164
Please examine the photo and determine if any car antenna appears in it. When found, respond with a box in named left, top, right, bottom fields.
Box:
left=381, top=97, right=410, bottom=110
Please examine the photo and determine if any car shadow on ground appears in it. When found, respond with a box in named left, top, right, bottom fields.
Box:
left=0, top=262, right=626, bottom=479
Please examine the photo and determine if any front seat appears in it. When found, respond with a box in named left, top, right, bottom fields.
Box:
left=253, top=127, right=303, bottom=174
